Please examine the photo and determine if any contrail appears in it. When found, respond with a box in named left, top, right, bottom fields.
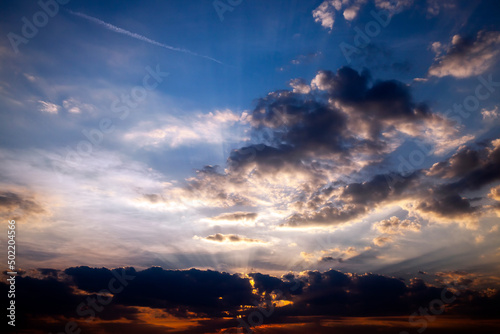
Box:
left=67, top=10, right=223, bottom=65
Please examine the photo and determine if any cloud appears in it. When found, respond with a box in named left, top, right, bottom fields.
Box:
left=417, top=194, right=478, bottom=218
left=373, top=216, right=421, bottom=234
left=374, top=0, right=414, bottom=14
left=426, top=146, right=482, bottom=179
left=0, top=191, right=45, bottom=218
left=488, top=185, right=500, bottom=217
left=230, top=67, right=450, bottom=180
left=401, top=139, right=500, bottom=228
left=67, top=266, right=255, bottom=317
left=197, top=233, right=265, bottom=244
left=489, top=185, right=500, bottom=202
left=482, top=106, right=500, bottom=122
left=67, top=10, right=223, bottom=64
left=209, top=211, right=258, bottom=222
left=428, top=30, right=500, bottom=78
left=313, top=0, right=370, bottom=30
left=62, top=97, right=95, bottom=114
left=312, top=1, right=339, bottom=31
left=124, top=109, right=244, bottom=148
left=1, top=266, right=499, bottom=333
left=425, top=0, right=456, bottom=18
left=153, top=66, right=489, bottom=230
left=438, top=139, right=500, bottom=194
left=282, top=136, right=500, bottom=228
left=304, top=246, right=362, bottom=264
left=115, top=65, right=498, bottom=236
left=38, top=98, right=96, bottom=115
left=372, top=235, right=393, bottom=246
left=319, top=256, right=344, bottom=263
left=312, top=0, right=413, bottom=31
left=310, top=67, right=460, bottom=154
left=290, top=51, right=322, bottom=66
left=289, top=78, right=311, bottom=94
left=38, top=100, right=59, bottom=114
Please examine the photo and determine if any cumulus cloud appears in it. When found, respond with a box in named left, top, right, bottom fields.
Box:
left=428, top=30, right=500, bottom=78
left=312, top=0, right=370, bottom=31
left=283, top=137, right=500, bottom=228
left=289, top=78, right=311, bottom=94
left=489, top=185, right=500, bottom=202
left=144, top=66, right=499, bottom=231
left=417, top=194, right=478, bottom=218
left=482, top=106, right=500, bottom=122
left=373, top=216, right=421, bottom=234
left=426, top=146, right=482, bottom=179
left=374, top=0, right=413, bottom=14
left=311, top=67, right=461, bottom=155
left=312, top=0, right=413, bottom=31
left=233, top=67, right=454, bottom=180
left=373, top=235, right=393, bottom=246
left=128, top=65, right=499, bottom=234
left=312, top=0, right=339, bottom=31
left=409, top=139, right=500, bottom=228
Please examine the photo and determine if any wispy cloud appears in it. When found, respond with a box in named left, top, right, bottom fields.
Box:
left=67, top=10, right=223, bottom=64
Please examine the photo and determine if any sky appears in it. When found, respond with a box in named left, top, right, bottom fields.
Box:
left=1, top=0, right=500, bottom=333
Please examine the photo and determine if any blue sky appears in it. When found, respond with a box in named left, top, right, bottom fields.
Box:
left=1, top=0, right=500, bottom=283
left=2, top=1, right=500, bottom=333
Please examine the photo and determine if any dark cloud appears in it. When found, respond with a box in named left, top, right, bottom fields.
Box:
left=244, top=93, right=348, bottom=157
left=223, top=64, right=441, bottom=229
left=427, top=147, right=482, bottom=179
left=65, top=266, right=121, bottom=293
left=142, top=193, right=162, bottom=203
left=201, top=233, right=264, bottom=243
left=313, top=66, right=429, bottom=121
left=441, top=140, right=500, bottom=193
left=282, top=136, right=500, bottom=227
left=342, top=173, right=417, bottom=204
left=229, top=67, right=436, bottom=176
left=210, top=211, right=258, bottom=221
left=319, top=256, right=343, bottom=263
left=285, top=203, right=366, bottom=227
left=249, top=272, right=304, bottom=297
left=2, top=267, right=500, bottom=333
left=0, top=191, right=44, bottom=216
left=163, top=66, right=497, bottom=231
left=408, top=140, right=500, bottom=222
left=65, top=266, right=255, bottom=318
left=417, top=194, right=478, bottom=218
